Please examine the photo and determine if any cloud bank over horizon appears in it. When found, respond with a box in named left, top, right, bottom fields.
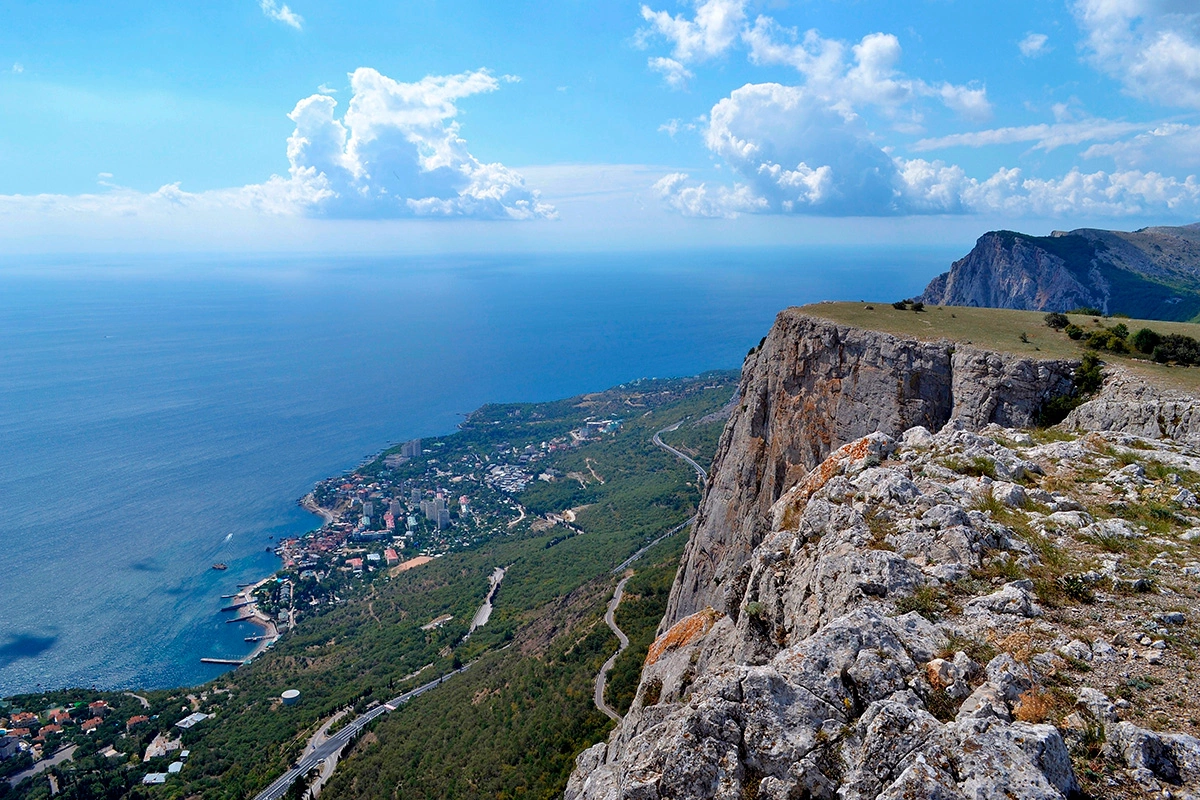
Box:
left=0, top=68, right=555, bottom=223
left=639, top=0, right=1200, bottom=220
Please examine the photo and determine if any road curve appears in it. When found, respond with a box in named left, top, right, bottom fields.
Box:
left=252, top=666, right=470, bottom=800
left=594, top=575, right=632, bottom=722
left=652, top=422, right=709, bottom=485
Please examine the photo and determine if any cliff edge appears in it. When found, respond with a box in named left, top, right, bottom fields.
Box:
left=920, top=225, right=1200, bottom=321
left=567, top=310, right=1200, bottom=800
left=663, top=311, right=1077, bottom=628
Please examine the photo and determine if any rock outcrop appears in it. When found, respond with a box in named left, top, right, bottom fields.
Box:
left=663, top=311, right=1076, bottom=626
left=567, top=313, right=1200, bottom=800
left=1066, top=366, right=1200, bottom=448
left=920, top=224, right=1200, bottom=321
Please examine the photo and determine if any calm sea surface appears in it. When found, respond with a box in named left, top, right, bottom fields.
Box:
left=0, top=248, right=955, bottom=694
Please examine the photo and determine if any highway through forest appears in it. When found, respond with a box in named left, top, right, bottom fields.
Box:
left=651, top=422, right=709, bottom=485
left=252, top=665, right=469, bottom=800
left=593, top=575, right=632, bottom=721
left=591, top=421, right=711, bottom=721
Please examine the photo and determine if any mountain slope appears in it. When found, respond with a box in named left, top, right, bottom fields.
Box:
left=920, top=223, right=1200, bottom=320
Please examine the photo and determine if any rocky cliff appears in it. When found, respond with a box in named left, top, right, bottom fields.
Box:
left=663, top=311, right=1077, bottom=627
left=566, top=312, right=1200, bottom=800
left=920, top=224, right=1200, bottom=321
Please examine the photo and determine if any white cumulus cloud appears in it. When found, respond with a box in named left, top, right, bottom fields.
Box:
left=260, top=0, right=303, bottom=30
left=653, top=82, right=1200, bottom=219
left=1019, top=32, right=1050, bottom=57
left=1074, top=0, right=1200, bottom=108
left=0, top=68, right=553, bottom=222
left=639, top=0, right=747, bottom=63
left=281, top=68, right=553, bottom=219
left=743, top=22, right=992, bottom=121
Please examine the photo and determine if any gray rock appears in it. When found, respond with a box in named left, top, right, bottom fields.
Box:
left=902, top=425, right=936, bottom=449
left=1077, top=687, right=1118, bottom=723
left=963, top=580, right=1042, bottom=619
left=991, top=481, right=1027, bottom=508
left=956, top=684, right=1012, bottom=723
left=665, top=313, right=1076, bottom=625
left=984, top=653, right=1034, bottom=705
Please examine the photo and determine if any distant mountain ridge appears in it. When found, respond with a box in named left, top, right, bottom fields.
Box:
left=920, top=222, right=1200, bottom=321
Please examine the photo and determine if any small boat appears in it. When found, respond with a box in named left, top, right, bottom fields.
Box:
left=211, top=563, right=228, bottom=571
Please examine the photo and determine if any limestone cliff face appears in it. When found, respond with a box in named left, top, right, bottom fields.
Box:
left=920, top=224, right=1200, bottom=321
left=921, top=231, right=1103, bottom=313
left=663, top=310, right=1076, bottom=628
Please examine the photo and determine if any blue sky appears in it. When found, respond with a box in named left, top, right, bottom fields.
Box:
left=2, top=0, right=1199, bottom=252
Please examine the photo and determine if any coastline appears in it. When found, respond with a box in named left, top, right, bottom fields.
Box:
left=300, top=492, right=337, bottom=525
left=220, top=577, right=283, bottom=662
left=210, top=486, right=339, bottom=668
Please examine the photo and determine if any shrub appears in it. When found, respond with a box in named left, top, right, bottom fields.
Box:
left=944, top=455, right=997, bottom=479
left=892, top=300, right=908, bottom=310
left=1064, top=323, right=1084, bottom=340
left=1044, top=312, right=1069, bottom=330
left=1151, top=333, right=1200, bottom=365
left=1069, top=306, right=1103, bottom=316
left=1111, top=323, right=1129, bottom=339
left=1075, top=353, right=1103, bottom=393
left=1013, top=687, right=1052, bottom=723
left=1037, top=352, right=1103, bottom=426
left=1132, top=327, right=1161, bottom=354
left=895, top=586, right=947, bottom=620
left=911, top=301, right=925, bottom=312
left=1085, top=328, right=1128, bottom=353
left=1058, top=574, right=1095, bottom=603
left=744, top=601, right=765, bottom=620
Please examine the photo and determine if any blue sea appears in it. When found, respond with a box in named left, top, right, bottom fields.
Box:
left=0, top=247, right=957, bottom=695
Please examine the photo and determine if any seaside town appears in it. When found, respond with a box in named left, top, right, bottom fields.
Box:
left=260, top=416, right=623, bottom=614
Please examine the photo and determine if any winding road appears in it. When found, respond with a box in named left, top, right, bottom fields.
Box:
left=591, top=421, right=711, bottom=722
left=593, top=575, right=632, bottom=721
left=652, top=422, right=709, bottom=485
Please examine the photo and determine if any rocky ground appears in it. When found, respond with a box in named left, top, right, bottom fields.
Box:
left=567, top=422, right=1200, bottom=800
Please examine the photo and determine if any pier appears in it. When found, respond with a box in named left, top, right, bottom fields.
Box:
left=221, top=601, right=251, bottom=612
left=200, top=657, right=247, bottom=665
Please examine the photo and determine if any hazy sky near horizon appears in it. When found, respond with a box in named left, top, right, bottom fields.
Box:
left=2, top=0, right=1200, bottom=253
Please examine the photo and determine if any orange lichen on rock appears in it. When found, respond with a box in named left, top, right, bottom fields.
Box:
left=775, top=433, right=893, bottom=529
left=645, top=607, right=723, bottom=666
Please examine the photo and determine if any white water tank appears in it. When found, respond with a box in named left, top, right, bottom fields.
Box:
left=281, top=689, right=300, bottom=706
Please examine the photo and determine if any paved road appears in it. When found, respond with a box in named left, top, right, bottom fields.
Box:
left=6, top=745, right=78, bottom=788
left=652, top=422, right=709, bottom=485
left=253, top=666, right=469, bottom=800
left=593, top=575, right=632, bottom=721
left=612, top=516, right=694, bottom=575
